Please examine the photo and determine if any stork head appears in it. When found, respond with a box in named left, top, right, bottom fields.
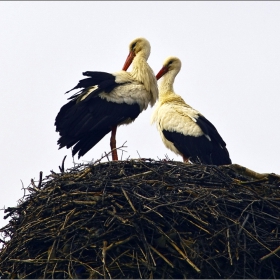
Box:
left=156, top=56, right=182, bottom=80
left=122, top=37, right=151, bottom=71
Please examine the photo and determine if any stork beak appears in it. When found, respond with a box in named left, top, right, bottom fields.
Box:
left=122, top=51, right=135, bottom=71
left=156, top=66, right=169, bottom=80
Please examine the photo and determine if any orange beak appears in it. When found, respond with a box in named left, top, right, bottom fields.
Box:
left=122, top=51, right=135, bottom=71
left=156, top=66, right=169, bottom=80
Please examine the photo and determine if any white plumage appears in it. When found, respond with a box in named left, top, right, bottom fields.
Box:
left=151, top=56, right=231, bottom=165
left=55, top=37, right=158, bottom=160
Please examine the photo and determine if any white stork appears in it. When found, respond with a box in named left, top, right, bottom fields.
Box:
left=151, top=56, right=231, bottom=165
left=55, top=37, right=158, bottom=160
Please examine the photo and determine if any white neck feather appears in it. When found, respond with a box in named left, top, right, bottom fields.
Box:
left=130, top=54, right=158, bottom=106
left=158, top=69, right=177, bottom=101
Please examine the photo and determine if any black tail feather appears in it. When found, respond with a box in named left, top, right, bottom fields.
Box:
left=209, top=144, right=232, bottom=165
left=162, top=129, right=231, bottom=166
left=72, top=129, right=111, bottom=158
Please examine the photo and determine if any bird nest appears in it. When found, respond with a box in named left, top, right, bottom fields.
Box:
left=0, top=159, right=280, bottom=279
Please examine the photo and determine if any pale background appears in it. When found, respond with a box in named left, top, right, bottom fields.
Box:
left=1, top=2, right=279, bottom=229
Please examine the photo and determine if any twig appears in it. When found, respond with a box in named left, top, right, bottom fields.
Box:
left=121, top=187, right=136, bottom=213
left=113, top=171, right=153, bottom=181
left=102, top=240, right=107, bottom=278
left=237, top=213, right=250, bottom=238
left=59, top=155, right=67, bottom=173
left=259, top=245, right=280, bottom=262
left=149, top=245, right=174, bottom=268
left=168, top=240, right=201, bottom=273
left=106, top=236, right=135, bottom=251
left=227, top=228, right=233, bottom=265
left=38, top=171, right=43, bottom=189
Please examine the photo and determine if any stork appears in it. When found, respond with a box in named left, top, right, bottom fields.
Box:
left=151, top=57, right=231, bottom=165
left=55, top=37, right=158, bottom=160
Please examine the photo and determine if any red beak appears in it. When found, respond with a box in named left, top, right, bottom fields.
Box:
left=122, top=51, right=135, bottom=71
left=156, top=66, right=169, bottom=80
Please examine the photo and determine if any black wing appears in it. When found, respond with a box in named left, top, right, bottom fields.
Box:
left=56, top=71, right=121, bottom=134
left=162, top=115, right=231, bottom=165
left=55, top=71, right=141, bottom=158
left=195, top=115, right=227, bottom=147
left=65, top=71, right=116, bottom=94
left=56, top=97, right=140, bottom=158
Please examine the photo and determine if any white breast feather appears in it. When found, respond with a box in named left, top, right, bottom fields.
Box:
left=153, top=103, right=204, bottom=137
left=99, top=83, right=150, bottom=111
left=151, top=101, right=206, bottom=156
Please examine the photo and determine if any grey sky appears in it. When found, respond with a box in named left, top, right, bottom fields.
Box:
left=1, top=2, right=280, bottom=228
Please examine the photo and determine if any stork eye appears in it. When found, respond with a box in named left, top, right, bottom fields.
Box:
left=168, top=60, right=173, bottom=65
left=131, top=42, right=137, bottom=50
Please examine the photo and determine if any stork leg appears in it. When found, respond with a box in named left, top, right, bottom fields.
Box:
left=183, top=155, right=189, bottom=163
left=110, top=126, right=118, bottom=161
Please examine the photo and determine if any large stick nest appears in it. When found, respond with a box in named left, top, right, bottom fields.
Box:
left=0, top=159, right=280, bottom=279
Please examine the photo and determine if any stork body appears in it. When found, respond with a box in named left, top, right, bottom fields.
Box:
left=55, top=38, right=158, bottom=160
left=151, top=57, right=231, bottom=165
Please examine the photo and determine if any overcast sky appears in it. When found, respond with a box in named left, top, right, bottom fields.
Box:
left=1, top=1, right=280, bottom=229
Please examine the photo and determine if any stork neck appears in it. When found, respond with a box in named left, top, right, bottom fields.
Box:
left=131, top=54, right=150, bottom=79
left=159, top=70, right=176, bottom=99
left=131, top=55, right=158, bottom=106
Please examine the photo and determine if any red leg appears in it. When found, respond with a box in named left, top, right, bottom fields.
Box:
left=110, top=126, right=118, bottom=161
left=183, top=155, right=189, bottom=163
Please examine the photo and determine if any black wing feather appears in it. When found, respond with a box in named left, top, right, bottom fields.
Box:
left=56, top=96, right=141, bottom=158
left=196, top=115, right=226, bottom=147
left=162, top=114, right=231, bottom=165
left=56, top=71, right=142, bottom=158
left=67, top=79, right=122, bottom=101
left=65, top=71, right=116, bottom=94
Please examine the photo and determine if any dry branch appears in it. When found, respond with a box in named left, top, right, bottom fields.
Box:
left=0, top=159, right=280, bottom=279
